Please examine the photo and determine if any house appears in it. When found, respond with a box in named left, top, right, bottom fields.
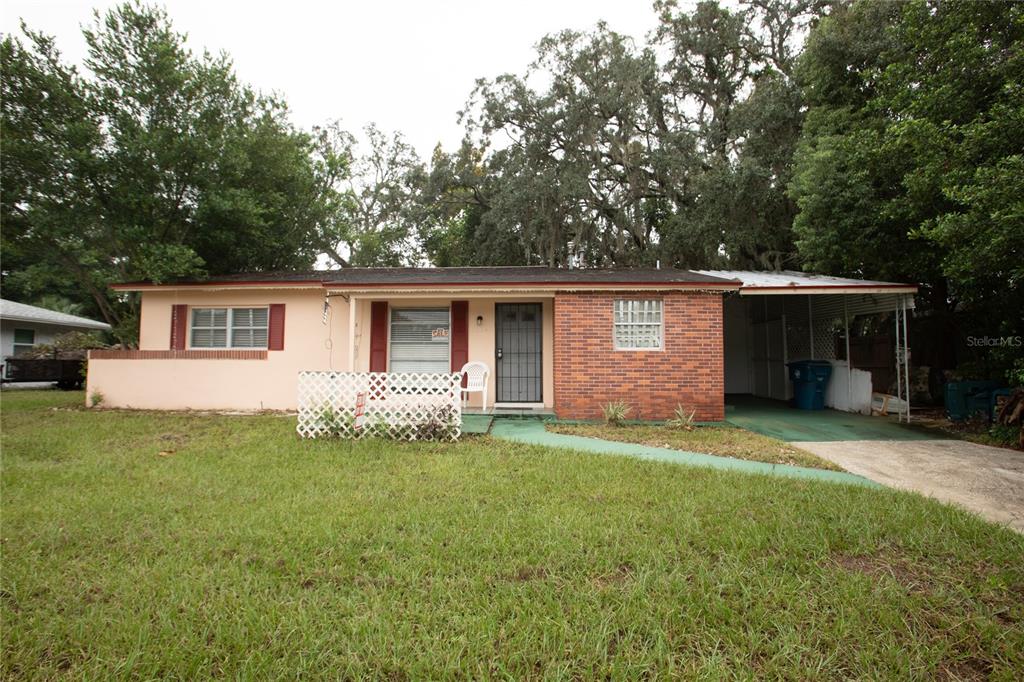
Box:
left=86, top=267, right=917, bottom=420
left=1, top=299, right=112, bottom=379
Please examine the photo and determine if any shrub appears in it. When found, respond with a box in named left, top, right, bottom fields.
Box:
left=24, top=331, right=109, bottom=360
left=666, top=405, right=696, bottom=430
left=89, top=391, right=104, bottom=408
left=601, top=400, right=631, bottom=426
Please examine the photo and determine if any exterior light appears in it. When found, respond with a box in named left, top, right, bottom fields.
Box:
left=476, top=315, right=483, bottom=327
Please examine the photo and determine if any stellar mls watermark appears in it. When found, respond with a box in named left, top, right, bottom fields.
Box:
left=966, top=335, right=1022, bottom=348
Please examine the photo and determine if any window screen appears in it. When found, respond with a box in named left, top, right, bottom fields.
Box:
left=230, top=307, right=268, bottom=348
left=389, top=308, right=450, bottom=373
left=12, top=329, right=35, bottom=356
left=190, top=308, right=268, bottom=348
left=190, top=308, right=228, bottom=348
left=613, top=300, right=663, bottom=350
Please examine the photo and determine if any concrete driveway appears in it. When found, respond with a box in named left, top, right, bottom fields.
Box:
left=798, top=439, right=1024, bottom=532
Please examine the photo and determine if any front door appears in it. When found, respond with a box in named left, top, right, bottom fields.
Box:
left=495, top=303, right=542, bottom=403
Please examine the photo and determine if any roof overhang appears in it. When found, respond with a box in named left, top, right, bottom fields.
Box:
left=110, top=281, right=324, bottom=292
left=0, top=314, right=111, bottom=330
left=114, top=281, right=742, bottom=294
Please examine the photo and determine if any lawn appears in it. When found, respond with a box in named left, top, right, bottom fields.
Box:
left=2, top=390, right=1022, bottom=679
left=548, top=422, right=843, bottom=471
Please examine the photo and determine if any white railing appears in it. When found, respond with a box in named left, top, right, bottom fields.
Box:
left=297, top=371, right=462, bottom=441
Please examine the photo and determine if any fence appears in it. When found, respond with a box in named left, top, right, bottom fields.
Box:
left=296, top=371, right=462, bottom=441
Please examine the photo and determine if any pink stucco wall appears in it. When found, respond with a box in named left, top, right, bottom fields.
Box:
left=87, top=290, right=554, bottom=411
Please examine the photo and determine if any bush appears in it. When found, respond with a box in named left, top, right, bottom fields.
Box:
left=24, top=331, right=109, bottom=360
left=601, top=401, right=631, bottom=426
left=666, top=405, right=696, bottom=430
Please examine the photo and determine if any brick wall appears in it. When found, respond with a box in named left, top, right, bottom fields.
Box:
left=553, top=291, right=725, bottom=421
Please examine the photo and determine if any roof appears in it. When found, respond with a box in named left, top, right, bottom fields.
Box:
left=111, top=267, right=742, bottom=291
left=0, top=299, right=111, bottom=330
left=696, top=270, right=917, bottom=295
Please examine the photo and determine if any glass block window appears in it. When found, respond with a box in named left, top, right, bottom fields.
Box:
left=190, top=308, right=267, bottom=348
left=613, top=300, right=663, bottom=350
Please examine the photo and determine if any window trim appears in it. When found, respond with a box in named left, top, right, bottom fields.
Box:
left=188, top=307, right=269, bottom=350
left=388, top=306, right=451, bottom=374
left=612, top=299, right=663, bottom=351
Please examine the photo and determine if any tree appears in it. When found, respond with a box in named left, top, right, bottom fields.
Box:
left=342, top=125, right=423, bottom=266
left=1, top=2, right=351, bottom=341
left=423, top=1, right=826, bottom=270
left=791, top=0, right=1023, bottom=370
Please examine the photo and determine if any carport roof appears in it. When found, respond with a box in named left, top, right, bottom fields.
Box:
left=696, top=270, right=917, bottom=295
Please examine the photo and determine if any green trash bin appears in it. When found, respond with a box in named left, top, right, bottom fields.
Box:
left=944, top=380, right=998, bottom=421
left=788, top=361, right=833, bottom=410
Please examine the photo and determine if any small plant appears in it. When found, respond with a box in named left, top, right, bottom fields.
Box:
left=601, top=400, right=631, bottom=426
left=666, top=404, right=697, bottom=430
left=88, top=391, right=104, bottom=408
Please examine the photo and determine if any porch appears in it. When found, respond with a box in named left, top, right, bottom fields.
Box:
left=338, top=292, right=555, bottom=411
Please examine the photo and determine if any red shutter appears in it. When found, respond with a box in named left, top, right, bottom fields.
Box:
left=170, top=304, right=188, bottom=350
left=450, top=301, right=469, bottom=385
left=268, top=304, right=286, bottom=350
left=369, top=302, right=388, bottom=372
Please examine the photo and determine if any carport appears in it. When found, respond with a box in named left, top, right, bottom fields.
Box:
left=698, top=271, right=918, bottom=422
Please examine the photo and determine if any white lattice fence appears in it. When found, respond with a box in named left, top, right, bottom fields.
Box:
left=297, top=371, right=462, bottom=441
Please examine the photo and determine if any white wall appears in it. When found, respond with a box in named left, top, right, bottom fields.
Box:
left=0, top=321, right=66, bottom=378
left=723, top=296, right=752, bottom=394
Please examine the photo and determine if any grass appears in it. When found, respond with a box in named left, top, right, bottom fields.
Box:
left=548, top=421, right=844, bottom=471
left=2, top=390, right=1023, bottom=679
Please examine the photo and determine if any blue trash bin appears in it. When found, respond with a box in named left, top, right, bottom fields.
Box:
left=788, top=360, right=833, bottom=410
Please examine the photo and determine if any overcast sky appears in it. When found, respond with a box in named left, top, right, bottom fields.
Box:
left=2, top=0, right=669, bottom=158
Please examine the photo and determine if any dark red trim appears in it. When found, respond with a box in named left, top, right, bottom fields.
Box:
left=268, top=304, right=286, bottom=350
left=369, top=301, right=388, bottom=372
left=112, top=280, right=742, bottom=291
left=170, top=304, right=188, bottom=350
left=450, top=301, right=469, bottom=385
left=321, top=281, right=742, bottom=289
left=111, top=280, right=321, bottom=290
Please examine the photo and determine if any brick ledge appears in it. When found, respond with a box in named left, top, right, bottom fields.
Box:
left=89, top=350, right=268, bottom=360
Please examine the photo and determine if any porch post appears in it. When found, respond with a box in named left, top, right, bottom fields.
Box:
left=348, top=296, right=358, bottom=372
left=894, top=299, right=903, bottom=422
left=902, top=294, right=911, bottom=424
left=844, top=296, right=852, bottom=413
left=807, top=295, right=814, bottom=360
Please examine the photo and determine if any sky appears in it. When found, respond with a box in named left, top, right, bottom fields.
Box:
left=1, top=0, right=666, bottom=158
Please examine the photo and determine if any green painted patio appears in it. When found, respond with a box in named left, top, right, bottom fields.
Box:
left=725, top=396, right=936, bottom=442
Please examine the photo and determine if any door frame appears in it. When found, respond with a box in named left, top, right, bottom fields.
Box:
left=494, top=302, right=543, bottom=405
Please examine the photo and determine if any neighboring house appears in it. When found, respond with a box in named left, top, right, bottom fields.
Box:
left=87, top=267, right=916, bottom=420
left=1, top=299, right=112, bottom=379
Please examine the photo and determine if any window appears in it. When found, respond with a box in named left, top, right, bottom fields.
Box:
left=229, top=308, right=269, bottom=348
left=190, top=308, right=267, bottom=348
left=389, top=308, right=450, bottom=373
left=12, top=329, right=35, bottom=356
left=613, top=300, right=662, bottom=350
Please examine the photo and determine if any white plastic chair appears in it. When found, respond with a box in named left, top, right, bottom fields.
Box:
left=460, top=361, right=490, bottom=412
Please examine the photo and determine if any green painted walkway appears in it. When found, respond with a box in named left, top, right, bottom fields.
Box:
left=490, top=418, right=879, bottom=487
left=726, top=396, right=936, bottom=442
left=461, top=414, right=494, bottom=434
